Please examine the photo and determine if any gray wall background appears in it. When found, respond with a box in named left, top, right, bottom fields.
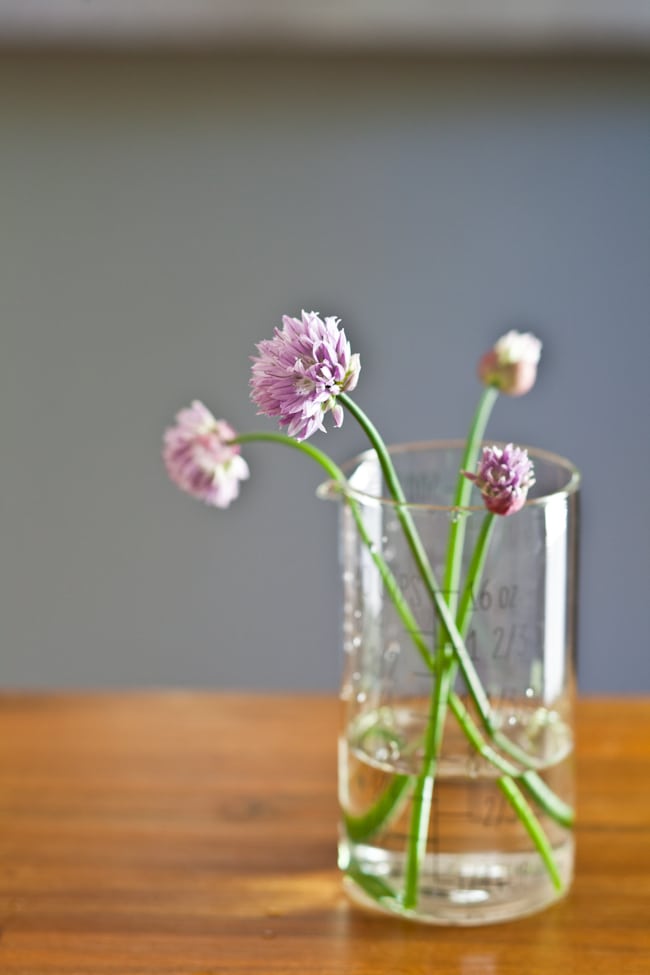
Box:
left=0, top=52, right=648, bottom=693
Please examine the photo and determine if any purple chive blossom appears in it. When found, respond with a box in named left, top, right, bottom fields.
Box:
left=163, top=401, right=249, bottom=508
left=478, top=330, right=542, bottom=397
left=250, top=310, right=360, bottom=441
left=463, top=444, right=535, bottom=516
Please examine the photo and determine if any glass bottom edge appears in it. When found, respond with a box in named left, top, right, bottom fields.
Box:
left=340, top=840, right=574, bottom=926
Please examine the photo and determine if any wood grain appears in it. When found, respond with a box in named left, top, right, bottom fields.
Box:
left=0, top=693, right=648, bottom=974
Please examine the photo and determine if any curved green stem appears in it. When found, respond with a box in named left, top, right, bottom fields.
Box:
left=344, top=774, right=412, bottom=842
left=234, top=433, right=434, bottom=673
left=233, top=431, right=346, bottom=482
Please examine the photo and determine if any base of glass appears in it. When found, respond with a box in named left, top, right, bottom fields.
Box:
left=340, top=839, right=574, bottom=926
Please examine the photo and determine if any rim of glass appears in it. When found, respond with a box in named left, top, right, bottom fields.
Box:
left=317, top=438, right=581, bottom=512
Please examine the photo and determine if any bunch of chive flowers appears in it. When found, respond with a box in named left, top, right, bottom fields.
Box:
left=163, top=311, right=570, bottom=907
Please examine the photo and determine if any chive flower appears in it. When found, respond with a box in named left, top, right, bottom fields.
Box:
left=163, top=401, right=249, bottom=508
left=250, top=310, right=360, bottom=441
left=464, top=443, right=535, bottom=516
left=478, top=330, right=542, bottom=396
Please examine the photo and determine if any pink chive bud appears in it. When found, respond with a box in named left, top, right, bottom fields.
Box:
left=250, top=310, right=360, bottom=441
left=163, top=401, right=249, bottom=508
left=463, top=443, right=535, bottom=516
left=478, top=330, right=542, bottom=396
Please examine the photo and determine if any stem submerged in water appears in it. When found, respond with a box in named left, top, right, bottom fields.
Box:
left=402, top=663, right=454, bottom=908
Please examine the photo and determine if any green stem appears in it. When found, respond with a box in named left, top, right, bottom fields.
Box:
left=233, top=431, right=346, bottom=481
left=449, top=692, right=574, bottom=827
left=449, top=691, right=518, bottom=776
left=497, top=777, right=564, bottom=891
left=521, top=770, right=575, bottom=828
left=346, top=860, right=400, bottom=905
left=344, top=774, right=412, bottom=842
left=441, top=387, right=498, bottom=624
left=457, top=511, right=496, bottom=638
left=233, top=430, right=347, bottom=486
left=402, top=663, right=453, bottom=908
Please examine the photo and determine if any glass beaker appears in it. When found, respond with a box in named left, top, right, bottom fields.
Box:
left=320, top=440, right=580, bottom=925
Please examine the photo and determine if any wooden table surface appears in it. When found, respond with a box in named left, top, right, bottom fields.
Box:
left=0, top=693, right=648, bottom=974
